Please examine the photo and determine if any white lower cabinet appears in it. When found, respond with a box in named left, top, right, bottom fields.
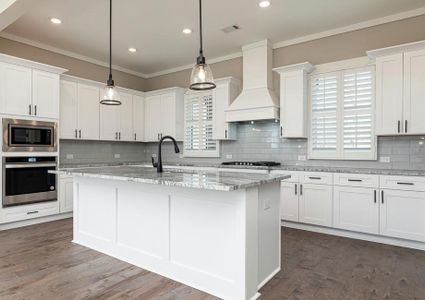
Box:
left=299, top=183, right=333, bottom=227
left=334, top=186, right=379, bottom=234
left=280, top=182, right=299, bottom=222
left=380, top=189, right=425, bottom=242
left=0, top=201, right=59, bottom=224
left=59, top=176, right=74, bottom=213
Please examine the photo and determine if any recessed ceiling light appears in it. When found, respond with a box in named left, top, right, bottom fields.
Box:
left=128, top=47, right=137, bottom=53
left=182, top=28, right=192, bottom=34
left=259, top=1, right=270, bottom=8
left=50, top=17, right=62, bottom=24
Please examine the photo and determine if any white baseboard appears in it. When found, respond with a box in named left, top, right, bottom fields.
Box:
left=0, top=212, right=73, bottom=231
left=282, top=221, right=425, bottom=251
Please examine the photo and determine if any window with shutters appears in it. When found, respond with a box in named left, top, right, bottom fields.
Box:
left=309, top=65, right=376, bottom=160
left=184, top=92, right=220, bottom=157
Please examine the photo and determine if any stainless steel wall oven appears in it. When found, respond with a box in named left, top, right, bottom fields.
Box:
left=2, top=156, right=57, bottom=207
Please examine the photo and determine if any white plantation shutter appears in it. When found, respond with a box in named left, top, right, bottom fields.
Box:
left=184, top=93, right=219, bottom=157
left=309, top=66, right=376, bottom=160
left=310, top=73, right=339, bottom=157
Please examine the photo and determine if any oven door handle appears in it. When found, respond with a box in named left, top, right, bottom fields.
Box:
left=5, top=163, right=57, bottom=169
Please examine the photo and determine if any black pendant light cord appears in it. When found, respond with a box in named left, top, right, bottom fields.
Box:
left=108, top=0, right=114, bottom=85
left=197, top=0, right=205, bottom=64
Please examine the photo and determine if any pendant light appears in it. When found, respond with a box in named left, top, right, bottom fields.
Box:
left=100, top=0, right=121, bottom=105
left=189, top=0, right=216, bottom=91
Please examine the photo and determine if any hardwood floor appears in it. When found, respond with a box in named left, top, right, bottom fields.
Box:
left=1, top=219, right=425, bottom=300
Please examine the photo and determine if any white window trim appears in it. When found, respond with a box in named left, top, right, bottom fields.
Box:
left=183, top=91, right=220, bottom=158
left=308, top=57, right=377, bottom=161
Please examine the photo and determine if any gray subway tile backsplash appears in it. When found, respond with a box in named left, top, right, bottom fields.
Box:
left=60, top=120, right=425, bottom=171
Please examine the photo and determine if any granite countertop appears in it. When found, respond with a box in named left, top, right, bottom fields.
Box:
left=52, top=165, right=290, bottom=192
left=59, top=162, right=425, bottom=177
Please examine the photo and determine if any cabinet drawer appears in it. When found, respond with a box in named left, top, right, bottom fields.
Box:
left=380, top=176, right=425, bottom=192
left=334, top=173, right=379, bottom=188
left=271, top=170, right=299, bottom=183
left=1, top=201, right=59, bottom=224
left=300, top=172, right=333, bottom=185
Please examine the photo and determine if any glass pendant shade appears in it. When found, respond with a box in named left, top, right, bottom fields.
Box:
left=100, top=83, right=121, bottom=105
left=190, top=61, right=216, bottom=90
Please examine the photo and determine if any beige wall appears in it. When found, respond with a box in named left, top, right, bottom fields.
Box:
left=145, top=14, right=425, bottom=91
left=1, top=14, right=425, bottom=93
left=0, top=37, right=146, bottom=91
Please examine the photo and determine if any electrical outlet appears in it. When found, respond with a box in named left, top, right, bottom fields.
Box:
left=263, top=199, right=271, bottom=210
left=226, top=154, right=233, bottom=159
left=66, top=154, right=74, bottom=160
left=380, top=156, right=390, bottom=163
left=152, top=153, right=157, bottom=158
left=114, top=154, right=121, bottom=159
left=298, top=155, right=306, bottom=161
left=179, top=154, right=184, bottom=158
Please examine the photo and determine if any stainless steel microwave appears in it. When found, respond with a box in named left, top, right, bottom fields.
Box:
left=2, top=119, right=58, bottom=152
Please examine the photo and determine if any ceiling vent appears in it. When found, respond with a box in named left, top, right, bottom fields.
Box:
left=221, top=25, right=240, bottom=33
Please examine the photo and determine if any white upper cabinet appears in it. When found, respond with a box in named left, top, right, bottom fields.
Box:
left=0, top=55, right=65, bottom=119
left=32, top=70, right=60, bottom=119
left=118, top=92, right=134, bottom=141
left=133, top=95, right=145, bottom=142
left=60, top=80, right=78, bottom=139
left=99, top=99, right=119, bottom=141
left=274, top=62, right=313, bottom=138
left=0, top=63, right=32, bottom=116
left=212, top=77, right=241, bottom=140
left=403, top=48, right=425, bottom=135
left=375, top=54, right=404, bottom=135
left=77, top=83, right=100, bottom=140
left=369, top=41, right=425, bottom=135
left=144, top=88, right=184, bottom=142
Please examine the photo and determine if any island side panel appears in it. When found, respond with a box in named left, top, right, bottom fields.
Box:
left=256, top=181, right=281, bottom=288
left=72, top=176, right=264, bottom=300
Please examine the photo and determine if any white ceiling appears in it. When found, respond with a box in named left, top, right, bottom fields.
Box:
left=3, top=0, right=425, bottom=76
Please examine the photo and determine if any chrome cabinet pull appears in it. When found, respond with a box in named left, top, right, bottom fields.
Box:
left=79, top=130, right=81, bottom=139
left=381, top=190, right=384, bottom=204
left=348, top=179, right=363, bottom=182
left=398, top=120, right=401, bottom=133
left=225, top=129, right=228, bottom=139
left=300, top=184, right=303, bottom=196
left=280, top=126, right=283, bottom=137
left=75, top=129, right=78, bottom=138
left=134, top=133, right=137, bottom=141
left=309, top=176, right=321, bottom=180
left=374, top=190, right=377, bottom=203
left=29, top=104, right=32, bottom=115
left=295, top=184, right=298, bottom=195
left=34, top=105, right=37, bottom=116
left=119, top=132, right=121, bottom=140
left=27, top=210, right=39, bottom=215
left=405, top=120, right=408, bottom=133
left=397, top=182, right=414, bottom=186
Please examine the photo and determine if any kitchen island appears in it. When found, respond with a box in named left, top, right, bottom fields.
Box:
left=52, top=165, right=289, bottom=300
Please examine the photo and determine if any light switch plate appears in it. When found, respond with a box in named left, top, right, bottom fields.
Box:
left=66, top=154, right=74, bottom=160
left=298, top=155, right=306, bottom=161
left=380, top=156, right=390, bottom=163
left=114, top=154, right=121, bottom=159
left=226, top=154, right=233, bottom=159
left=152, top=153, right=157, bottom=158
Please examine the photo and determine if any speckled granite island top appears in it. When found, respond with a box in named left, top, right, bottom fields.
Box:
left=52, top=165, right=290, bottom=192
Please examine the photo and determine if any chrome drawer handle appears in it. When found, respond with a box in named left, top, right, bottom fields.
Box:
left=397, top=182, right=414, bottom=186
left=309, top=177, right=321, bottom=180
left=348, top=179, right=363, bottom=182
left=27, top=211, right=39, bottom=215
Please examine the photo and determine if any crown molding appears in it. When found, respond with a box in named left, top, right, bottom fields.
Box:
left=272, top=7, right=425, bottom=49
left=0, top=31, right=149, bottom=78
left=1, top=6, right=424, bottom=79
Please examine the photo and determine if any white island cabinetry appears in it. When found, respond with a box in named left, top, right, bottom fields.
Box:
left=55, top=166, right=287, bottom=300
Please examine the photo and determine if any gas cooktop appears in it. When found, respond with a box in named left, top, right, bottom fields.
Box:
left=221, top=161, right=281, bottom=167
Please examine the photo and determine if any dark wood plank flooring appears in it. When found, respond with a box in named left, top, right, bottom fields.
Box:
left=1, top=219, right=425, bottom=299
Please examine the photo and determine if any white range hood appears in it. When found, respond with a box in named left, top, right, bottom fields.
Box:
left=226, top=40, right=279, bottom=122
